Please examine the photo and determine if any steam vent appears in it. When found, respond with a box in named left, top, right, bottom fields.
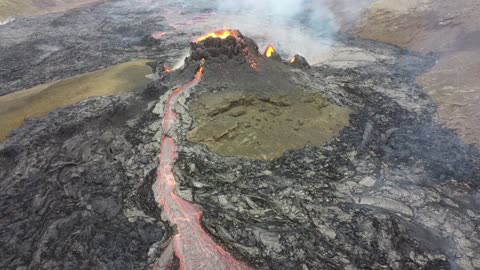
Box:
left=1, top=5, right=480, bottom=269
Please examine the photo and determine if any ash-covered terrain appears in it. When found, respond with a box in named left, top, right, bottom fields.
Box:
left=1, top=1, right=479, bottom=270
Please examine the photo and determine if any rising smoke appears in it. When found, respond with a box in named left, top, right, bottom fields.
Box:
left=215, top=0, right=337, bottom=63
left=156, top=0, right=373, bottom=64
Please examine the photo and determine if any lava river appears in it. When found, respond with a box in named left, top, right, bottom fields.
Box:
left=150, top=64, right=252, bottom=270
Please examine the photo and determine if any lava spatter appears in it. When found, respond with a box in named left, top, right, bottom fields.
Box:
left=243, top=47, right=261, bottom=71
left=195, top=30, right=240, bottom=42
left=150, top=64, right=251, bottom=270
left=264, top=45, right=275, bottom=58
left=162, top=64, right=172, bottom=73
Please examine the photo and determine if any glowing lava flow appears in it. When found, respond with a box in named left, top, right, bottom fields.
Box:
left=264, top=45, right=275, bottom=58
left=243, top=47, right=261, bottom=72
left=290, top=57, right=296, bottom=63
left=162, top=64, right=172, bottom=73
left=195, top=30, right=240, bottom=42
left=150, top=65, right=251, bottom=270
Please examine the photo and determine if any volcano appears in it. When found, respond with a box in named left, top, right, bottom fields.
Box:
left=147, top=30, right=480, bottom=269
left=1, top=26, right=480, bottom=270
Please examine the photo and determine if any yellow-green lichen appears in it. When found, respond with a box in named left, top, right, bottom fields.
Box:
left=187, top=89, right=351, bottom=160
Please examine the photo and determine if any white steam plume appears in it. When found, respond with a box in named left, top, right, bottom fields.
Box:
left=143, top=0, right=374, bottom=64
left=214, top=0, right=337, bottom=63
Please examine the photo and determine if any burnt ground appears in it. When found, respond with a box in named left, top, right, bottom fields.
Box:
left=0, top=2, right=479, bottom=270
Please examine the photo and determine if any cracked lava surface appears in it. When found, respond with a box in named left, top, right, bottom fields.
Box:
left=150, top=65, right=251, bottom=270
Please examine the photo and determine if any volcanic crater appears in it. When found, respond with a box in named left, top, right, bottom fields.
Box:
left=148, top=31, right=479, bottom=269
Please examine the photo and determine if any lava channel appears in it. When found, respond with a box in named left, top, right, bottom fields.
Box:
left=150, top=65, right=252, bottom=270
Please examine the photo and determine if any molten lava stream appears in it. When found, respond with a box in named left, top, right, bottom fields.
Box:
left=151, top=65, right=251, bottom=270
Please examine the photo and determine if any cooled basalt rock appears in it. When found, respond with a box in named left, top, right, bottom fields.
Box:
left=0, top=85, right=169, bottom=269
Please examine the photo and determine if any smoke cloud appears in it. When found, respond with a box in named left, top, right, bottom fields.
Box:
left=151, top=0, right=373, bottom=64
left=213, top=0, right=337, bottom=63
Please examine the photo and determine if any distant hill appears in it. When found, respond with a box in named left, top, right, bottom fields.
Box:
left=0, top=0, right=101, bottom=21
left=332, top=0, right=480, bottom=147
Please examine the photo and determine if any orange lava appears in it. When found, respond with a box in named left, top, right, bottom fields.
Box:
left=290, top=57, right=296, bottom=63
left=150, top=64, right=251, bottom=270
left=265, top=45, right=275, bottom=58
left=196, top=30, right=239, bottom=42
left=242, top=47, right=260, bottom=72
left=162, top=64, right=172, bottom=73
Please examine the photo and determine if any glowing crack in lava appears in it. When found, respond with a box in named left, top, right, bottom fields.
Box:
left=195, top=29, right=240, bottom=42
left=150, top=64, right=251, bottom=270
left=290, top=57, right=296, bottom=63
left=264, top=45, right=275, bottom=58
left=162, top=64, right=172, bottom=73
left=243, top=47, right=261, bottom=72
